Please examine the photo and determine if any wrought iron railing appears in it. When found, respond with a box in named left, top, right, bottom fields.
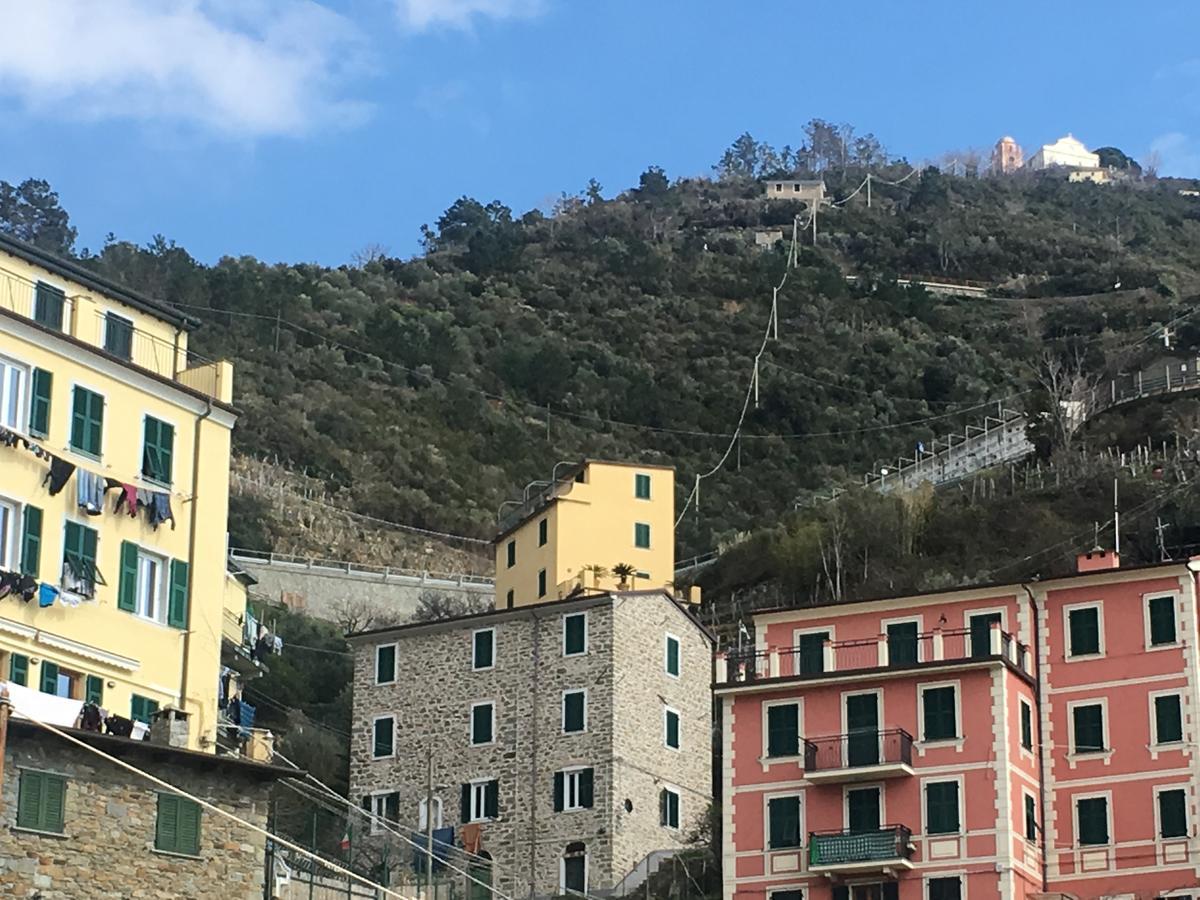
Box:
left=803, top=729, right=913, bottom=772
left=808, top=825, right=913, bottom=867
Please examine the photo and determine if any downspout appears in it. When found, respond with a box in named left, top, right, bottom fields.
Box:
left=172, top=326, right=183, bottom=379
left=180, top=397, right=214, bottom=744
left=1021, top=583, right=1049, bottom=892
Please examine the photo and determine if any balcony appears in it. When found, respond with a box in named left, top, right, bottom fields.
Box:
left=715, top=625, right=1031, bottom=686
left=808, top=826, right=914, bottom=875
left=803, top=729, right=914, bottom=783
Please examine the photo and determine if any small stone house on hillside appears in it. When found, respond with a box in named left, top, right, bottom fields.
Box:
left=763, top=179, right=826, bottom=204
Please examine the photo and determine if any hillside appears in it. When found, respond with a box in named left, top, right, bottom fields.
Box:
left=6, top=130, right=1200, bottom=577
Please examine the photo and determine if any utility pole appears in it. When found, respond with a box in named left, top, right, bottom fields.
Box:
left=1156, top=517, right=1171, bottom=561
left=1113, top=477, right=1120, bottom=555
left=812, top=205, right=818, bottom=245
left=425, top=743, right=435, bottom=900
left=0, top=688, right=10, bottom=814
left=866, top=174, right=871, bottom=209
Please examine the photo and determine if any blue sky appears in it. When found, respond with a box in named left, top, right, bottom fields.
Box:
left=1, top=0, right=1197, bottom=266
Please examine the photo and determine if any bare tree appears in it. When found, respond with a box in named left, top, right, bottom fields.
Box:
left=330, top=596, right=405, bottom=634
left=350, top=242, right=390, bottom=268
left=411, top=589, right=490, bottom=623
left=1034, top=347, right=1103, bottom=452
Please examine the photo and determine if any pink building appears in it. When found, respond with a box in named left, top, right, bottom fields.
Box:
left=717, top=551, right=1200, bottom=900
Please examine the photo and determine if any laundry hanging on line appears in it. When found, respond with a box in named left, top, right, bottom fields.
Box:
left=43, top=456, right=76, bottom=496
left=76, top=469, right=105, bottom=515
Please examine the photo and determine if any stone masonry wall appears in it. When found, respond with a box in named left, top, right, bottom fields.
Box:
left=349, top=597, right=617, bottom=898
left=0, top=733, right=272, bottom=899
left=610, top=596, right=713, bottom=883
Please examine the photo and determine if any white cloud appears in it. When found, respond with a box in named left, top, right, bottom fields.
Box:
left=0, top=0, right=371, bottom=137
left=394, top=0, right=544, bottom=31
left=1150, top=132, right=1200, bottom=178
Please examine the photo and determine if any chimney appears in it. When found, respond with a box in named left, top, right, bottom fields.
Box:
left=148, top=707, right=191, bottom=749
left=1076, top=547, right=1120, bottom=573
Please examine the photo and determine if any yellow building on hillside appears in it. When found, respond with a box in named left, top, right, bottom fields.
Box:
left=493, top=460, right=677, bottom=609
left=0, top=233, right=242, bottom=750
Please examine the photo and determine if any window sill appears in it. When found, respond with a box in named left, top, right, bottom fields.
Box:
left=761, top=753, right=804, bottom=766
left=472, top=665, right=495, bottom=673
left=67, top=446, right=101, bottom=463
left=11, top=826, right=67, bottom=839
left=371, top=754, right=396, bottom=761
left=152, top=848, right=203, bottom=861
left=470, top=741, right=497, bottom=749
left=918, top=737, right=964, bottom=754
left=1066, top=750, right=1113, bottom=768
left=562, top=730, right=588, bottom=737
left=563, top=651, right=587, bottom=659
left=1064, top=652, right=1105, bottom=663
left=374, top=679, right=396, bottom=687
left=1146, top=641, right=1182, bottom=652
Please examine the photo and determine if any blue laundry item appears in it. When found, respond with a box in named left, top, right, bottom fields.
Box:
left=38, top=583, right=59, bottom=608
left=238, top=699, right=256, bottom=739
left=411, top=827, right=455, bottom=873
left=76, top=470, right=104, bottom=515
left=149, top=491, right=174, bottom=530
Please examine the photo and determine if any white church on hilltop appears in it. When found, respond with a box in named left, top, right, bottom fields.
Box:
left=1027, top=133, right=1100, bottom=170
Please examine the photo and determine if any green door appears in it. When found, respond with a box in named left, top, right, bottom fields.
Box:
left=846, top=693, right=879, bottom=767
left=970, top=613, right=1001, bottom=657
left=847, top=787, right=881, bottom=833
left=887, top=622, right=918, bottom=666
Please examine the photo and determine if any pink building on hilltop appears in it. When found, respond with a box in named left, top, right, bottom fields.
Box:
left=717, top=551, right=1200, bottom=900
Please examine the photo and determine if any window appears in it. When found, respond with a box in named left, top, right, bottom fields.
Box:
left=1154, top=694, right=1183, bottom=744
left=634, top=523, right=651, bottom=549
left=142, top=416, right=174, bottom=485
left=561, top=842, right=587, bottom=895
left=538, top=518, right=547, bottom=546
left=135, top=546, right=166, bottom=622
left=8, top=653, right=28, bottom=686
left=69, top=386, right=104, bottom=457
left=1076, top=796, right=1109, bottom=845
left=925, top=781, right=960, bottom=834
left=1024, top=793, right=1038, bottom=841
left=103, top=312, right=134, bottom=360
left=766, top=703, right=800, bottom=758
left=635, top=473, right=651, bottom=499
left=39, top=661, right=77, bottom=698
left=0, top=497, right=17, bottom=570
left=886, top=621, right=918, bottom=666
left=770, top=891, right=801, bottom=900
left=461, top=779, right=498, bottom=822
left=155, top=793, right=201, bottom=856
left=1159, top=788, right=1188, bottom=839
left=1020, top=699, right=1033, bottom=751
left=928, top=878, right=962, bottom=900
left=660, top=787, right=680, bottom=828
left=537, top=569, right=547, bottom=598
left=375, top=644, right=396, bottom=684
left=85, top=675, right=103, bottom=705
left=554, top=768, right=594, bottom=811
left=28, top=368, right=51, bottom=438
left=0, top=355, right=28, bottom=430
left=665, top=634, right=680, bottom=677
left=16, top=769, right=65, bottom=834
left=506, top=540, right=515, bottom=568
left=797, top=631, right=827, bottom=675
left=470, top=702, right=495, bottom=745
left=19, top=505, right=41, bottom=578
left=969, top=611, right=1001, bottom=657
left=368, top=792, right=400, bottom=834
left=767, top=795, right=801, bottom=849
left=417, top=796, right=443, bottom=830
left=1067, top=605, right=1102, bottom=657
left=473, top=629, right=495, bottom=670
left=664, top=707, right=680, bottom=750
left=921, top=685, right=958, bottom=741
left=563, top=690, right=587, bottom=733
left=62, top=520, right=99, bottom=598
left=131, top=694, right=159, bottom=725
left=33, top=282, right=65, bottom=330
left=563, top=613, right=586, bottom=656
left=1072, top=703, right=1105, bottom=753
left=505, top=589, right=514, bottom=609
left=372, top=716, right=395, bottom=758
left=1148, top=595, right=1177, bottom=646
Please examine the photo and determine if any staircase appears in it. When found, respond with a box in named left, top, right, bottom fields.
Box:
left=610, top=849, right=679, bottom=897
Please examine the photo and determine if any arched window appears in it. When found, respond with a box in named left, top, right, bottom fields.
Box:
left=418, top=797, right=444, bottom=830
left=561, top=842, right=587, bottom=896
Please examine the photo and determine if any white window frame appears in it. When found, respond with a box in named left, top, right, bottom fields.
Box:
left=664, top=633, right=681, bottom=678
left=917, top=680, right=963, bottom=752
left=923, top=874, right=967, bottom=900
left=469, top=700, right=496, bottom=746
left=1072, top=790, right=1113, bottom=847
left=920, top=774, right=964, bottom=836
left=664, top=705, right=681, bottom=751
left=792, top=624, right=835, bottom=674
left=561, top=766, right=590, bottom=812
left=1062, top=601, right=1106, bottom=660
left=1149, top=689, right=1185, bottom=749
left=1065, top=698, right=1111, bottom=766
left=368, top=790, right=400, bottom=835
left=562, top=689, right=588, bottom=735
left=418, top=796, right=444, bottom=831
left=762, top=698, right=804, bottom=763
left=467, top=778, right=495, bottom=823
left=562, top=612, right=588, bottom=657
left=881, top=614, right=924, bottom=664
left=840, top=688, right=883, bottom=763
left=1153, top=783, right=1190, bottom=841
left=0, top=495, right=21, bottom=571
left=374, top=643, right=397, bottom=685
left=0, top=354, right=29, bottom=432
left=472, top=627, right=496, bottom=672
left=371, top=715, right=395, bottom=759
left=634, top=472, right=652, bottom=500
left=559, top=844, right=589, bottom=895
left=1144, top=593, right=1181, bottom=650
left=762, top=789, right=804, bottom=852
left=661, top=784, right=681, bottom=830
left=965, top=606, right=1008, bottom=657
left=134, top=545, right=169, bottom=624
left=843, top=782, right=886, bottom=831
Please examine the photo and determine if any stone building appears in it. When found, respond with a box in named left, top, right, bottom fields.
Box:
left=990, top=135, right=1023, bottom=174
left=348, top=588, right=713, bottom=898
left=0, top=719, right=290, bottom=898
left=762, top=179, right=826, bottom=204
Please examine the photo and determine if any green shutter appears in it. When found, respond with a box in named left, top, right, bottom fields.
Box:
left=1073, top=705, right=1105, bottom=752
left=923, top=686, right=958, bottom=741
left=635, top=523, right=651, bottom=548
left=926, top=781, right=960, bottom=834
left=635, top=473, right=651, bottom=499
left=798, top=632, right=827, bottom=674
left=142, top=417, right=174, bottom=484
left=156, top=793, right=198, bottom=853
left=564, top=614, right=586, bottom=654
left=766, top=704, right=799, bottom=757
left=887, top=622, right=919, bottom=666
left=1077, top=797, right=1109, bottom=845
left=472, top=704, right=493, bottom=744
left=34, top=283, right=65, bottom=330
left=1068, top=607, right=1100, bottom=656
left=473, top=630, right=493, bottom=669
left=104, top=313, right=133, bottom=360
left=85, top=675, right=104, bottom=705
left=1020, top=702, right=1033, bottom=750
left=460, top=785, right=471, bottom=822
left=39, top=661, right=59, bottom=695
left=29, top=368, right=52, bottom=437
left=483, top=780, right=498, bottom=819
left=538, top=518, right=547, bottom=546
left=665, top=709, right=680, bottom=748
left=376, top=645, right=396, bottom=684
left=553, top=771, right=564, bottom=811
left=666, top=636, right=680, bottom=676
left=767, top=796, right=800, bottom=848
left=537, top=569, right=546, bottom=597
left=1024, top=794, right=1037, bottom=840
left=1155, top=695, right=1183, bottom=744
left=19, top=506, right=42, bottom=578
left=118, top=541, right=139, bottom=612
left=373, top=717, right=393, bottom=756
left=506, top=541, right=515, bottom=568
left=167, top=559, right=189, bottom=629
left=16, top=771, right=44, bottom=830
left=17, top=770, right=65, bottom=834
left=177, top=798, right=201, bottom=855
left=1160, top=789, right=1188, bottom=838
left=1149, top=596, right=1177, bottom=645
left=70, top=387, right=104, bottom=457
left=9, top=653, right=28, bottom=686
left=65, top=521, right=99, bottom=596
left=579, top=768, right=593, bottom=809
left=131, top=694, right=159, bottom=725
left=564, top=692, right=585, bottom=733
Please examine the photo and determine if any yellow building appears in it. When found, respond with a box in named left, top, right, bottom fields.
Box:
left=493, top=460, right=676, bottom=609
left=0, top=232, right=241, bottom=750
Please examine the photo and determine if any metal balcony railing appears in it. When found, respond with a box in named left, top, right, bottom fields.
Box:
left=803, top=729, right=913, bottom=772
left=808, top=825, right=913, bottom=868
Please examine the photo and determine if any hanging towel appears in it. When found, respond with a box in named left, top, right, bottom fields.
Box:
left=38, top=583, right=58, bottom=608
left=43, top=457, right=76, bottom=496
left=76, top=470, right=104, bottom=515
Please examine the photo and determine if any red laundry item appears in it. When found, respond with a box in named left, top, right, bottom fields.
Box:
left=460, top=822, right=483, bottom=855
left=120, top=483, right=138, bottom=517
